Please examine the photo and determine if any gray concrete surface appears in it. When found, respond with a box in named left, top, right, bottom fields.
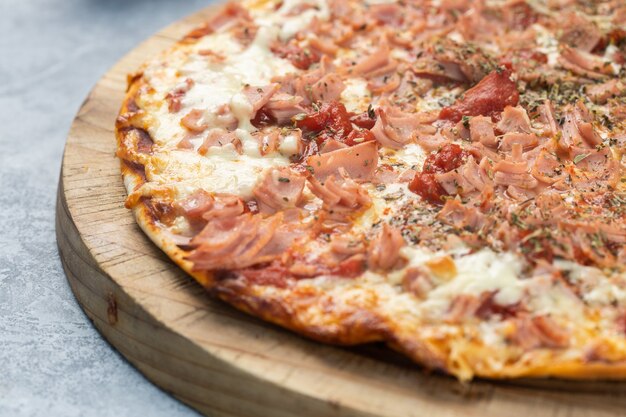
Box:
left=0, top=1, right=220, bottom=416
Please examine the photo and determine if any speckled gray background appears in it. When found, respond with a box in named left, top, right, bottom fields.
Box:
left=0, top=1, right=219, bottom=416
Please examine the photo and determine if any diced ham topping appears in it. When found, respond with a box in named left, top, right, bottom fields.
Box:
left=198, top=129, right=242, bottom=155
left=348, top=41, right=398, bottom=79
left=493, top=144, right=538, bottom=189
left=253, top=167, right=306, bottom=214
left=508, top=315, right=570, bottom=350
left=469, top=116, right=498, bottom=147
left=242, top=84, right=280, bottom=117
left=310, top=73, right=346, bottom=103
left=186, top=212, right=301, bottom=271
left=308, top=169, right=372, bottom=216
left=413, top=39, right=497, bottom=85
left=306, top=141, right=379, bottom=182
left=174, top=190, right=215, bottom=223
left=559, top=46, right=616, bottom=79
left=174, top=191, right=246, bottom=232
left=586, top=79, right=626, bottom=104
left=367, top=224, right=406, bottom=271
left=558, top=12, right=602, bottom=52
left=166, top=78, right=194, bottom=113
left=495, top=106, right=532, bottom=134
left=437, top=199, right=488, bottom=232
left=271, top=43, right=321, bottom=70
left=371, top=107, right=435, bottom=149
left=499, top=132, right=538, bottom=151
left=185, top=2, right=253, bottom=40
left=181, top=109, right=209, bottom=132
left=257, top=94, right=305, bottom=126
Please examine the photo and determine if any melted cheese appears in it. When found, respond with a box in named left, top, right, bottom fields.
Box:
left=415, top=86, right=463, bottom=112
left=340, top=78, right=371, bottom=113
left=352, top=182, right=411, bottom=233
left=143, top=146, right=289, bottom=199
left=254, top=0, right=330, bottom=40
left=402, top=247, right=525, bottom=317
left=393, top=143, right=426, bottom=169
left=556, top=260, right=626, bottom=308
left=138, top=5, right=318, bottom=201
left=143, top=26, right=297, bottom=149
left=278, top=133, right=300, bottom=157
left=533, top=24, right=560, bottom=67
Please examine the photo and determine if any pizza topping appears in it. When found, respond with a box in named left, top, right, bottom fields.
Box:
left=558, top=12, right=602, bottom=52
left=313, top=73, right=347, bottom=103
left=180, top=109, right=210, bottom=132
left=508, top=315, right=570, bottom=350
left=402, top=267, right=434, bottom=299
left=494, top=144, right=538, bottom=189
left=408, top=143, right=471, bottom=204
left=253, top=167, right=306, bottom=214
left=439, top=67, right=520, bottom=123
left=308, top=169, right=372, bottom=215
left=350, top=110, right=376, bottom=130
left=367, top=223, right=406, bottom=272
left=530, top=149, right=564, bottom=184
left=165, top=78, right=194, bottom=113
left=272, top=57, right=339, bottom=106
left=271, top=43, right=321, bottom=70
left=423, top=143, right=470, bottom=174
left=371, top=107, right=436, bottom=150
left=198, top=129, right=242, bottom=155
left=126, top=127, right=154, bottom=155
left=295, top=100, right=352, bottom=144
left=256, top=94, right=304, bottom=125
left=559, top=46, right=617, bottom=79
left=185, top=2, right=253, bottom=40
left=348, top=41, right=397, bottom=80
left=408, top=172, right=448, bottom=205
left=306, top=140, right=378, bottom=182
left=499, top=132, right=538, bottom=152
left=468, top=116, right=498, bottom=147
left=437, top=197, right=488, bottom=233
left=174, top=189, right=215, bottom=223
left=414, top=39, right=498, bottom=85
left=187, top=210, right=307, bottom=271
left=495, top=106, right=532, bottom=135
left=242, top=84, right=280, bottom=118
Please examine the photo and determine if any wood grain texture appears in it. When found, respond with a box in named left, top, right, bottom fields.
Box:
left=55, top=5, right=626, bottom=416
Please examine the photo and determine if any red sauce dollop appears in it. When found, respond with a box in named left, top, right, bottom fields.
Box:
left=295, top=101, right=374, bottom=147
left=439, top=67, right=519, bottom=123
left=409, top=144, right=469, bottom=204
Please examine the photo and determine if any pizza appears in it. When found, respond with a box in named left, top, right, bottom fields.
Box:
left=116, top=0, right=626, bottom=380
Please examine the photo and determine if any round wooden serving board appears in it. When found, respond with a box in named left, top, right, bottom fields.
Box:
left=56, top=5, right=626, bottom=417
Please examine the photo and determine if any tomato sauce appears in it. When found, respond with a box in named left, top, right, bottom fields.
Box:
left=295, top=101, right=374, bottom=147
left=439, top=67, right=519, bottom=123
left=409, top=144, right=469, bottom=204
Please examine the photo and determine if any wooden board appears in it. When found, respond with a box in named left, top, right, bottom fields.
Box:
left=55, top=5, right=626, bottom=417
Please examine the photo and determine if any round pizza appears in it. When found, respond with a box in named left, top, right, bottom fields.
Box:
left=116, top=0, right=626, bottom=380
